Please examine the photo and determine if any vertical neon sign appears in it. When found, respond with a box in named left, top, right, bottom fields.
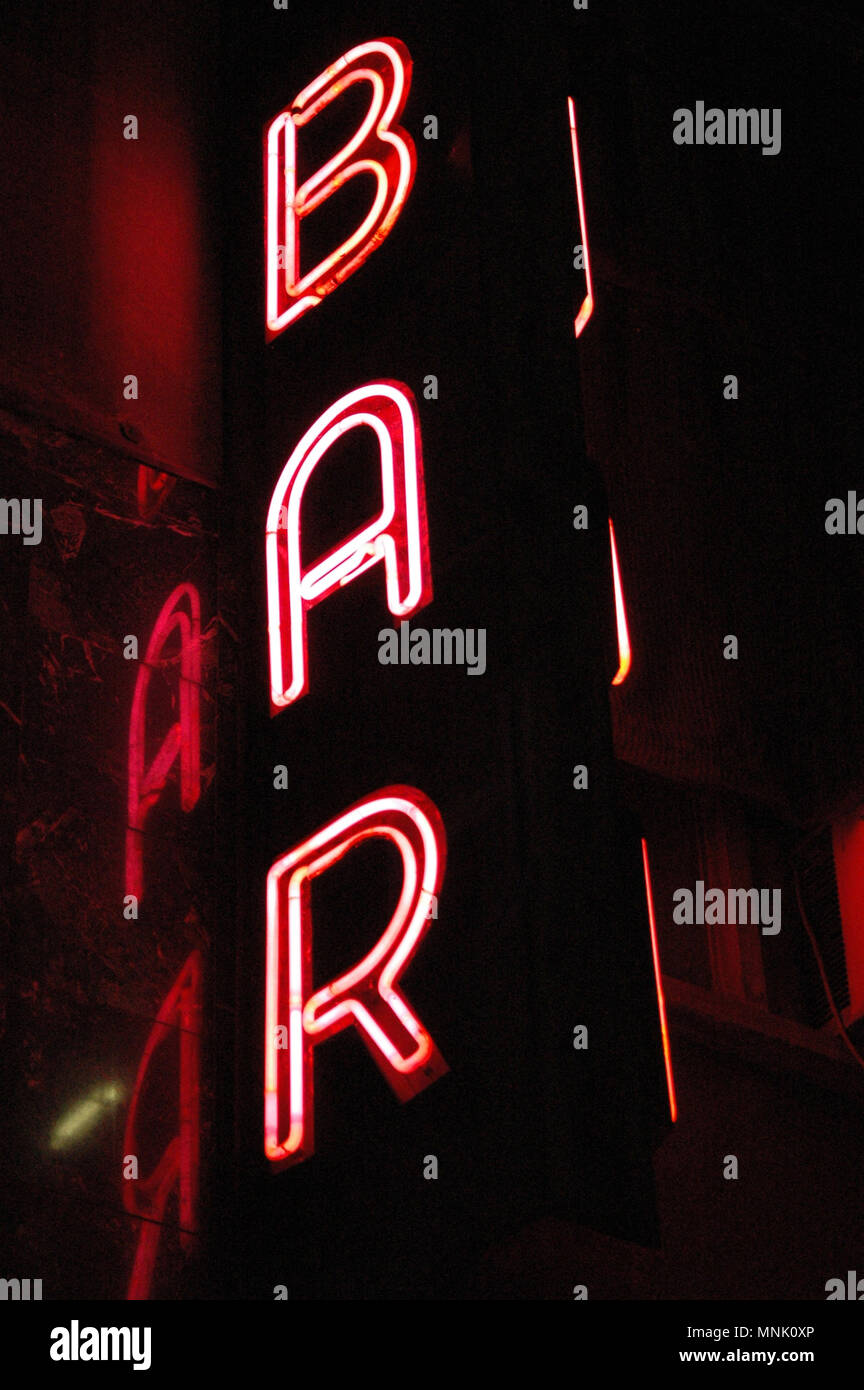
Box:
left=264, top=41, right=447, bottom=1167
left=568, top=97, right=673, bottom=1111
left=126, top=583, right=201, bottom=903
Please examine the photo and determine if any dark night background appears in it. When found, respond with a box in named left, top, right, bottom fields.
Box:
left=1, top=0, right=863, bottom=1307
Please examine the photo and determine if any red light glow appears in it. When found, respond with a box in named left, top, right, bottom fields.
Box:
left=136, top=465, right=176, bottom=520
left=265, top=787, right=447, bottom=1166
left=266, top=39, right=416, bottom=339
left=640, top=839, right=677, bottom=1123
left=124, top=951, right=201, bottom=1300
left=609, top=518, right=631, bottom=686
left=126, top=584, right=201, bottom=902
left=266, top=382, right=432, bottom=711
left=567, top=97, right=594, bottom=338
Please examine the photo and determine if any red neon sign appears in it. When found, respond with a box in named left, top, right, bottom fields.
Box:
left=266, top=39, right=416, bottom=339
left=567, top=97, right=594, bottom=338
left=609, top=518, right=631, bottom=686
left=266, top=381, right=432, bottom=711
left=124, top=951, right=201, bottom=1300
left=265, top=787, right=447, bottom=1166
left=126, top=584, right=201, bottom=902
left=640, top=840, right=677, bottom=1123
